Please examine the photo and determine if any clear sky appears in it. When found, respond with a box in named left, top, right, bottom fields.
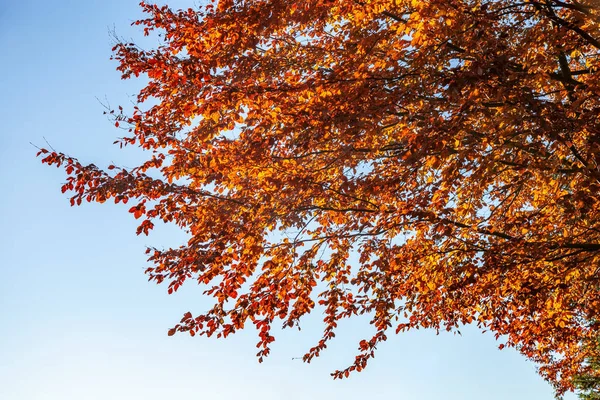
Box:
left=0, top=1, right=578, bottom=399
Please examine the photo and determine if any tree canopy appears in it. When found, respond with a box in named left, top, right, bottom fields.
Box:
left=39, top=0, right=600, bottom=395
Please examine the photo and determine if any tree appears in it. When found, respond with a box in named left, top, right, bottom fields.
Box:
left=576, top=338, right=600, bottom=399
left=38, top=0, right=600, bottom=395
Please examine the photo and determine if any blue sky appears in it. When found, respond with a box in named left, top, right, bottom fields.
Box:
left=0, top=1, right=577, bottom=399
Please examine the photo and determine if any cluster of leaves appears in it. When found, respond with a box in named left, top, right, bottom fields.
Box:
left=39, top=0, right=600, bottom=395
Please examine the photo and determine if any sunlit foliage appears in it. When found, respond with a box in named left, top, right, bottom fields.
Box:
left=39, top=0, right=600, bottom=394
